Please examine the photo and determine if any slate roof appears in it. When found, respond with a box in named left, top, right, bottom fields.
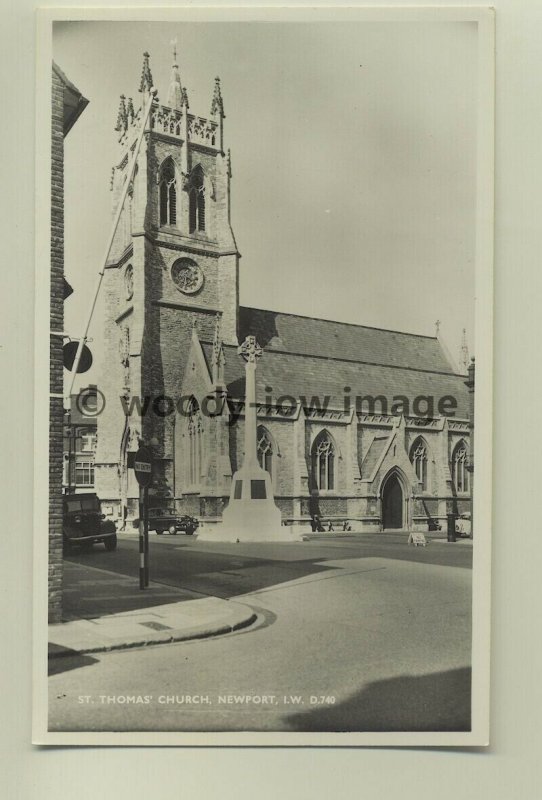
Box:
left=200, top=307, right=470, bottom=419
left=53, top=62, right=89, bottom=136
left=238, top=306, right=455, bottom=373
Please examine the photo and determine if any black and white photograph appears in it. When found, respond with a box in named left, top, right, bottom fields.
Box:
left=34, top=7, right=493, bottom=746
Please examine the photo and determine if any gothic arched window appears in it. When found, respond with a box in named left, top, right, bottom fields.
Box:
left=410, top=437, right=428, bottom=491
left=159, top=158, right=176, bottom=226
left=187, top=398, right=204, bottom=487
left=257, top=426, right=273, bottom=477
left=189, top=165, right=206, bottom=233
left=452, top=440, right=469, bottom=494
left=311, top=431, right=336, bottom=491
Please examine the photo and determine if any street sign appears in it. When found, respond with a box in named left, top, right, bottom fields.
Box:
left=134, top=446, right=153, bottom=488
left=408, top=531, right=427, bottom=547
left=63, top=340, right=93, bottom=374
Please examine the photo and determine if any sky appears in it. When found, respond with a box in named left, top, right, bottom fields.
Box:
left=54, top=20, right=478, bottom=390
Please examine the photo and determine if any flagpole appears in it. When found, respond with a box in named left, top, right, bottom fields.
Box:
left=66, top=87, right=157, bottom=399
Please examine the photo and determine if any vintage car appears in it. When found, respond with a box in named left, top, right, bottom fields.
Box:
left=63, top=493, right=118, bottom=552
left=134, top=507, right=199, bottom=536
left=455, top=512, right=472, bottom=537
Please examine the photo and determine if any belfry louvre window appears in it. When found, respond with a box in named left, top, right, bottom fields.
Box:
left=159, top=159, right=176, bottom=226
left=257, top=426, right=273, bottom=477
left=452, top=441, right=469, bottom=493
left=410, top=437, right=428, bottom=491
left=189, top=165, right=206, bottom=233
left=312, top=431, right=336, bottom=491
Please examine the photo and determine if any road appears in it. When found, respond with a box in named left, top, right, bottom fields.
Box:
left=63, top=531, right=472, bottom=604
left=49, top=533, right=472, bottom=732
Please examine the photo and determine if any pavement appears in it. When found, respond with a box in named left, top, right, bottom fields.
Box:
left=48, top=561, right=257, bottom=658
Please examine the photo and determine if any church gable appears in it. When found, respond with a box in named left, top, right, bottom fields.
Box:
left=364, top=426, right=418, bottom=493
left=179, top=328, right=214, bottom=401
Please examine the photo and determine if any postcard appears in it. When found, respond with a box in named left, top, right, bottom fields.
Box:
left=34, top=6, right=494, bottom=746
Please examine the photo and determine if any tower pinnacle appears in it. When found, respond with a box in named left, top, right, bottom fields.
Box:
left=459, top=328, right=470, bottom=373
left=139, top=51, right=154, bottom=94
left=114, top=94, right=128, bottom=133
left=211, top=76, right=225, bottom=118
left=166, top=38, right=183, bottom=110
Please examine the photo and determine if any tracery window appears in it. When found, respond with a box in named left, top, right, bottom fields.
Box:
left=311, top=431, right=336, bottom=491
left=452, top=441, right=469, bottom=493
left=257, top=426, right=273, bottom=477
left=410, top=437, right=428, bottom=491
left=189, top=165, right=206, bottom=233
left=187, top=399, right=204, bottom=487
left=159, top=158, right=176, bottom=226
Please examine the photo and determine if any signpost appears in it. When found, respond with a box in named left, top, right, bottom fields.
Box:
left=408, top=531, right=427, bottom=547
left=134, top=446, right=153, bottom=589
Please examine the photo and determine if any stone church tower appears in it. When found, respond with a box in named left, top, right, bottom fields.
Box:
left=95, top=50, right=239, bottom=522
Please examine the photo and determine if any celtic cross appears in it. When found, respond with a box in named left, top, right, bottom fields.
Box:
left=239, top=336, right=262, bottom=363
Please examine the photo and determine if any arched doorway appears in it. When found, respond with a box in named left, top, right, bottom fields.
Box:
left=382, top=473, right=404, bottom=530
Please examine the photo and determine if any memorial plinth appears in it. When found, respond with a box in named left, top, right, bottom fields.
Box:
left=197, top=336, right=302, bottom=543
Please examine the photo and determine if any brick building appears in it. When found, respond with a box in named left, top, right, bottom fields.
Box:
left=50, top=63, right=88, bottom=622
left=63, top=387, right=98, bottom=494
left=95, top=52, right=473, bottom=534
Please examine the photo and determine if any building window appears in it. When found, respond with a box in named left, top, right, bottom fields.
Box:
left=452, top=441, right=470, bottom=493
left=257, top=426, right=273, bottom=477
left=312, top=431, right=336, bottom=491
left=188, top=399, right=204, bottom=487
left=189, top=165, right=205, bottom=233
left=410, top=437, right=428, bottom=491
left=81, top=432, right=97, bottom=453
left=75, top=459, right=94, bottom=486
left=159, top=158, right=176, bottom=226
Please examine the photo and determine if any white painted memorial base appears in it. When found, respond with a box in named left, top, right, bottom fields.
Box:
left=196, top=464, right=303, bottom=543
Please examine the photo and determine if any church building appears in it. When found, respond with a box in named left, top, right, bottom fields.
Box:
left=95, top=51, right=474, bottom=534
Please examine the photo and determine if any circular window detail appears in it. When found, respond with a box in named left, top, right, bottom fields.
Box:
left=171, top=258, right=204, bottom=295
left=124, top=264, right=134, bottom=300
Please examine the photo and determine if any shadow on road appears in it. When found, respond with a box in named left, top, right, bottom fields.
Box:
left=61, top=560, right=199, bottom=622
left=63, top=548, right=337, bottom=613
left=285, top=667, right=471, bottom=732
left=48, top=646, right=100, bottom=676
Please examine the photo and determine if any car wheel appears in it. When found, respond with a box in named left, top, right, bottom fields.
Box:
left=156, top=529, right=164, bottom=535
left=168, top=525, right=177, bottom=535
left=186, top=527, right=194, bottom=536
left=104, top=535, right=117, bottom=551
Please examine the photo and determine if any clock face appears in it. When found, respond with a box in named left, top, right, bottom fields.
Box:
left=124, top=264, right=134, bottom=300
left=171, top=258, right=204, bottom=295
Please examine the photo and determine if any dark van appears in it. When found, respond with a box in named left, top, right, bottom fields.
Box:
left=63, top=493, right=118, bottom=552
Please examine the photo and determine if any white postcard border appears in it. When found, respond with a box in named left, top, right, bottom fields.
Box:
left=33, top=4, right=494, bottom=747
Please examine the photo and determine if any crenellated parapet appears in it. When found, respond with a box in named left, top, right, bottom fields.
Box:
left=115, top=100, right=222, bottom=158
left=115, top=51, right=225, bottom=155
left=148, top=105, right=221, bottom=150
